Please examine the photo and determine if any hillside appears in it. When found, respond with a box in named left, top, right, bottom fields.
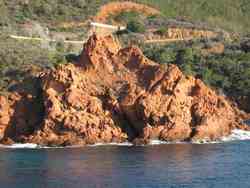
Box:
left=0, top=0, right=250, bottom=113
left=1, top=0, right=250, bottom=34
left=137, top=0, right=250, bottom=34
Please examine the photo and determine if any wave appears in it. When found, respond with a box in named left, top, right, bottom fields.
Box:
left=0, top=129, right=250, bottom=149
left=0, top=142, right=133, bottom=149
left=89, top=142, right=133, bottom=147
left=0, top=143, right=40, bottom=149
left=186, top=129, right=250, bottom=144
left=221, top=129, right=250, bottom=142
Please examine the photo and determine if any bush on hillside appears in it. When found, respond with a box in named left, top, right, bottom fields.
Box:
left=114, top=11, right=140, bottom=23
left=127, top=20, right=146, bottom=33
left=155, top=27, right=168, bottom=36
left=0, top=35, right=72, bottom=92
left=142, top=41, right=250, bottom=98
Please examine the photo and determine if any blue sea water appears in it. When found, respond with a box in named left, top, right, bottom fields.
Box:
left=0, top=134, right=250, bottom=188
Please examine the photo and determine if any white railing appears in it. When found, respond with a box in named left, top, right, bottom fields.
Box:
left=90, top=22, right=126, bottom=31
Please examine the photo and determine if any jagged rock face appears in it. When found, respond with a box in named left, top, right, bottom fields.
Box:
left=0, top=96, right=10, bottom=140
left=0, top=93, right=42, bottom=144
left=0, top=35, right=248, bottom=146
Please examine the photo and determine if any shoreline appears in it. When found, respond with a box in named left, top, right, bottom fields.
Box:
left=1, top=129, right=249, bottom=149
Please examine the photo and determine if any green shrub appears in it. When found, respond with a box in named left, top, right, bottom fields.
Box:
left=127, top=20, right=146, bottom=33
left=176, top=48, right=195, bottom=65
left=114, top=11, right=140, bottom=23
left=156, top=27, right=168, bottom=36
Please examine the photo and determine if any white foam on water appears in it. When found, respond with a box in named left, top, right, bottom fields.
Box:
left=149, top=140, right=186, bottom=145
left=0, top=143, right=66, bottom=149
left=221, top=129, right=250, bottom=142
left=191, top=129, right=250, bottom=144
left=0, top=143, right=39, bottom=149
left=191, top=140, right=220, bottom=144
left=149, top=129, right=250, bottom=145
left=89, top=142, right=133, bottom=147
left=0, top=129, right=249, bottom=149
left=0, top=142, right=133, bottom=149
left=150, top=140, right=169, bottom=145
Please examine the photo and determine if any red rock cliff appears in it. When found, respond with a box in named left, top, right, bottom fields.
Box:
left=0, top=34, right=248, bottom=146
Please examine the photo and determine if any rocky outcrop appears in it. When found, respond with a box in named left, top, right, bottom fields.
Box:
left=0, top=92, right=43, bottom=144
left=0, top=34, right=248, bottom=146
left=0, top=96, right=10, bottom=140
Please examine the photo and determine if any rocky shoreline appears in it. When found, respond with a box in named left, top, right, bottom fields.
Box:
left=0, top=34, right=249, bottom=147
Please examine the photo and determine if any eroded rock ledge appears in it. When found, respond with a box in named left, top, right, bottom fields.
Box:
left=0, top=34, right=249, bottom=146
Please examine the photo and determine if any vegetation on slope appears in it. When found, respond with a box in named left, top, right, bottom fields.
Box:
left=2, top=0, right=103, bottom=25
left=142, top=39, right=250, bottom=101
left=136, top=0, right=250, bottom=34
left=0, top=33, right=76, bottom=92
left=1, top=0, right=250, bottom=34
